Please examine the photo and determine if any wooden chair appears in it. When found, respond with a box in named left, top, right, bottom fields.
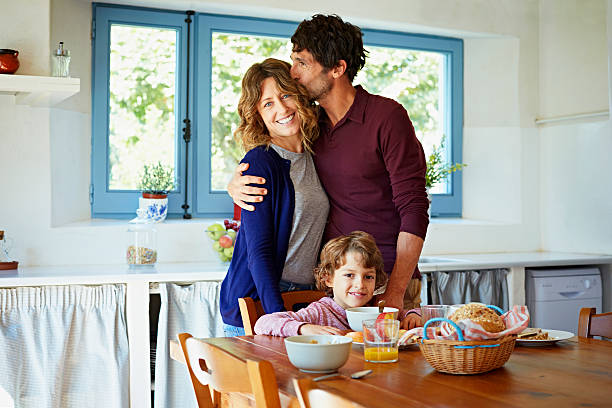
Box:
left=178, top=332, right=282, bottom=408
left=239, top=290, right=326, bottom=335
left=293, top=378, right=366, bottom=408
left=578, top=308, right=612, bottom=340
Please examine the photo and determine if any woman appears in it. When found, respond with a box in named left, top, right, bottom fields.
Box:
left=219, top=58, right=329, bottom=336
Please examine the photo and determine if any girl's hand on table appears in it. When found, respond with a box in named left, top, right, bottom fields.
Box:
left=298, top=324, right=347, bottom=335
left=401, top=313, right=422, bottom=330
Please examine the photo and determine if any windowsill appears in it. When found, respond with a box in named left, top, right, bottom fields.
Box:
left=55, top=216, right=516, bottom=229
left=55, top=217, right=227, bottom=229
left=428, top=217, right=518, bottom=226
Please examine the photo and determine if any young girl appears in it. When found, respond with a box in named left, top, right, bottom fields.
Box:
left=254, top=231, right=421, bottom=336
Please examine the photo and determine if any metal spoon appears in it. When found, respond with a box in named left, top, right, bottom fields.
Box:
left=378, top=299, right=386, bottom=314
left=313, top=369, right=373, bottom=382
left=350, top=369, right=373, bottom=379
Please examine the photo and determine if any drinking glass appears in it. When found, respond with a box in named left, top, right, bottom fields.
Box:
left=362, top=319, right=400, bottom=363
left=421, top=305, right=449, bottom=327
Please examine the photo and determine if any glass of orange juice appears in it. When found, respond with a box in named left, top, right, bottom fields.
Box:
left=362, top=319, right=400, bottom=363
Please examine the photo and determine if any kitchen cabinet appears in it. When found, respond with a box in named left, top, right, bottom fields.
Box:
left=0, top=262, right=226, bottom=408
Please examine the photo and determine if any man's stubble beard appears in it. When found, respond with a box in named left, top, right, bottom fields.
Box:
left=307, top=71, right=333, bottom=103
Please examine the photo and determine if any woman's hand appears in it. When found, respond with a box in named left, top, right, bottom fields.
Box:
left=400, top=313, right=422, bottom=330
left=298, top=324, right=347, bottom=336
left=226, top=163, right=267, bottom=211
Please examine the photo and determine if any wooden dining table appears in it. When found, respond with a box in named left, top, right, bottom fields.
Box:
left=170, top=335, right=612, bottom=407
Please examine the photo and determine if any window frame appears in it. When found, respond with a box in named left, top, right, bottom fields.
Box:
left=91, top=4, right=190, bottom=218
left=91, top=5, right=463, bottom=218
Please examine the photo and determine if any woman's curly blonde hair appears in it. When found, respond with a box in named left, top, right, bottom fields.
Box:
left=235, top=58, right=319, bottom=152
left=314, top=231, right=388, bottom=297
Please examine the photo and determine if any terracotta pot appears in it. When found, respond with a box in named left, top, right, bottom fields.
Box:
left=0, top=49, right=20, bottom=74
left=142, top=192, right=167, bottom=199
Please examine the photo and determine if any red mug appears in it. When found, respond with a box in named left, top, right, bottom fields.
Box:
left=0, top=49, right=20, bottom=74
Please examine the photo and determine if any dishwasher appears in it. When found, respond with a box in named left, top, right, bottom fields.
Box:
left=525, top=267, right=602, bottom=334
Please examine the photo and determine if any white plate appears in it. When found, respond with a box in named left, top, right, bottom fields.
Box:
left=516, top=329, right=574, bottom=346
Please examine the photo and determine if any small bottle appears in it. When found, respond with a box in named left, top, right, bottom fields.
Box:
left=51, top=41, right=71, bottom=77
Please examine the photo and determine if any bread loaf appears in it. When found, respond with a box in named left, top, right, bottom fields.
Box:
left=448, top=303, right=505, bottom=333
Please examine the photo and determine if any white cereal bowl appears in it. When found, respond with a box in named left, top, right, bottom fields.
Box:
left=345, top=307, right=399, bottom=332
left=284, top=335, right=353, bottom=373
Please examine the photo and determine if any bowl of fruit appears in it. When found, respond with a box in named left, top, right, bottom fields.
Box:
left=206, top=219, right=240, bottom=262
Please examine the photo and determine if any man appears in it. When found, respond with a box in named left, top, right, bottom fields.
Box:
left=228, top=15, right=429, bottom=327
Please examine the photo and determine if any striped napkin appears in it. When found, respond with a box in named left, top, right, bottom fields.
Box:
left=399, top=305, right=530, bottom=344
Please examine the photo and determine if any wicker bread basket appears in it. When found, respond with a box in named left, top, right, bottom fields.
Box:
left=419, top=309, right=516, bottom=375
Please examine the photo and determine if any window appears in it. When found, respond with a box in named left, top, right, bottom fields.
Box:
left=92, top=5, right=463, bottom=218
left=92, top=5, right=188, bottom=217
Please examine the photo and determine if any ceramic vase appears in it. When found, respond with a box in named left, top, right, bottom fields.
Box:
left=138, top=196, right=168, bottom=223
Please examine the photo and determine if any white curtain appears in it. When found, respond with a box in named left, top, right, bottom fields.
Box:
left=430, top=269, right=509, bottom=310
left=154, top=282, right=225, bottom=408
left=0, top=284, right=129, bottom=408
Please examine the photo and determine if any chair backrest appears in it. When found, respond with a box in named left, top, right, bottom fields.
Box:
left=178, top=333, right=282, bottom=408
left=578, top=308, right=612, bottom=339
left=239, top=290, right=326, bottom=335
left=293, top=378, right=366, bottom=408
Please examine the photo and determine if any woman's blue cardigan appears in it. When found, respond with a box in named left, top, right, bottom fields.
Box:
left=220, top=146, right=296, bottom=327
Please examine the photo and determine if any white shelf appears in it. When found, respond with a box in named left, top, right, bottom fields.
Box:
left=0, top=74, right=80, bottom=107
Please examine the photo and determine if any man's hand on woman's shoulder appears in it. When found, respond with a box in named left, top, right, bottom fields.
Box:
left=227, top=162, right=267, bottom=211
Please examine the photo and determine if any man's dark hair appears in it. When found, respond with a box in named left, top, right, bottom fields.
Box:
left=291, top=14, right=367, bottom=82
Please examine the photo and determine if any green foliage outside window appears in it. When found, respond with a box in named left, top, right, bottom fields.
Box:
left=108, top=25, right=177, bottom=191
left=107, top=28, right=448, bottom=194
left=210, top=36, right=444, bottom=191
left=210, top=33, right=291, bottom=190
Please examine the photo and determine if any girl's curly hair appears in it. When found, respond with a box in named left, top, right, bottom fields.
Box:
left=234, top=58, right=319, bottom=152
left=314, top=231, right=387, bottom=297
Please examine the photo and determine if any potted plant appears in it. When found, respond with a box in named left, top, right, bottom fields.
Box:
left=137, top=162, right=175, bottom=222
left=426, top=137, right=466, bottom=214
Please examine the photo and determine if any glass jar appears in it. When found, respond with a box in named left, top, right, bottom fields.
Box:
left=126, top=212, right=157, bottom=267
left=0, top=230, right=15, bottom=262
left=51, top=42, right=70, bottom=77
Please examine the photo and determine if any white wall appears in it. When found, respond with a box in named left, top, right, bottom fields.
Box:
left=538, top=0, right=612, bottom=254
left=0, top=0, right=50, bottom=75
left=0, top=0, right=609, bottom=266
left=539, top=0, right=609, bottom=118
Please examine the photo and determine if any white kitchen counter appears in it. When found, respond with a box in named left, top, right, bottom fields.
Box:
left=0, top=261, right=227, bottom=287
left=1, top=251, right=610, bottom=287
left=416, top=251, right=612, bottom=272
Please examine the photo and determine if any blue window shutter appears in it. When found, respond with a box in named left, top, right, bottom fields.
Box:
left=91, top=4, right=189, bottom=218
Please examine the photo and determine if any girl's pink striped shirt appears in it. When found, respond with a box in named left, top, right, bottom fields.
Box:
left=254, top=296, right=420, bottom=337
